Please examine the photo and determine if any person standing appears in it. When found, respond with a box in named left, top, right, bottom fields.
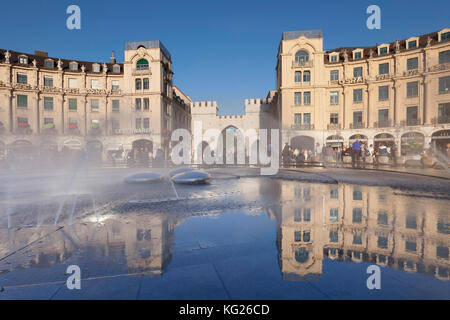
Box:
left=352, top=140, right=361, bottom=168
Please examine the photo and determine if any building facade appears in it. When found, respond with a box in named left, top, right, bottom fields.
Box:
left=276, top=28, right=450, bottom=156
left=0, top=41, right=191, bottom=161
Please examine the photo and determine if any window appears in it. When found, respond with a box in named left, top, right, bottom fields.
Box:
left=406, top=215, right=417, bottom=229
left=303, top=230, right=311, bottom=242
left=330, top=187, right=338, bottom=199
left=303, top=208, right=311, bottom=222
left=19, top=56, right=27, bottom=64
left=135, top=98, right=141, bottom=111
left=354, top=51, right=362, bottom=59
left=379, top=63, right=389, bottom=75
left=441, top=32, right=450, bottom=42
left=353, top=67, right=363, bottom=78
left=405, top=241, right=417, bottom=252
left=294, top=113, right=301, bottom=125
left=295, top=50, right=309, bottom=64
left=44, top=97, right=53, bottom=110
left=329, top=230, right=338, bottom=242
left=68, top=119, right=78, bottom=129
left=436, top=246, right=449, bottom=259
left=44, top=60, right=54, bottom=69
left=294, top=208, right=301, bottom=222
left=439, top=50, right=450, bottom=64
left=44, top=76, right=53, bottom=87
left=379, top=47, right=388, bottom=55
left=379, top=85, right=389, bottom=100
left=91, top=79, right=99, bottom=89
left=406, top=106, right=418, bottom=124
left=92, top=64, right=100, bottom=72
left=111, top=119, right=120, bottom=133
left=91, top=120, right=99, bottom=129
left=68, top=98, right=77, bottom=111
left=438, top=103, right=450, bottom=123
left=143, top=118, right=150, bottom=129
left=439, top=76, right=450, bottom=93
left=113, top=65, right=121, bottom=73
left=353, top=234, right=362, bottom=245
left=17, top=117, right=28, bottom=127
left=294, top=231, right=302, bottom=242
left=330, top=70, right=339, bottom=81
left=135, top=118, right=142, bottom=129
left=136, top=59, right=149, bottom=70
left=330, top=91, right=339, bottom=104
left=330, top=208, right=339, bottom=222
left=68, top=78, right=77, bottom=88
left=407, top=57, right=418, bottom=70
left=303, top=113, right=311, bottom=125
left=91, top=99, right=99, bottom=112
left=17, top=73, right=27, bottom=84
left=352, top=208, right=362, bottom=223
left=143, top=98, right=149, bottom=110
left=378, top=109, right=389, bottom=125
left=353, top=89, right=363, bottom=102
left=143, top=78, right=149, bottom=90
left=294, top=92, right=301, bottom=105
left=69, top=62, right=78, bottom=71
left=136, top=78, right=142, bottom=90
left=43, top=118, right=54, bottom=128
left=330, top=113, right=338, bottom=124
left=353, top=111, right=363, bottom=126
left=17, top=95, right=27, bottom=108
left=112, top=100, right=120, bottom=112
left=377, top=212, right=388, bottom=225
left=407, top=81, right=418, bottom=97
left=377, top=236, right=388, bottom=249
left=408, top=40, right=417, bottom=49
left=295, top=71, right=302, bottom=82
left=303, top=71, right=310, bottom=82
left=303, top=92, right=311, bottom=105
left=353, top=188, right=362, bottom=200
left=112, top=80, right=120, bottom=91
left=330, top=55, right=338, bottom=63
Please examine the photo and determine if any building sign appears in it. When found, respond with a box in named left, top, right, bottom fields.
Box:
left=115, top=128, right=152, bottom=135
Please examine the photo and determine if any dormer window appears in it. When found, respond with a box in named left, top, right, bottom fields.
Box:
left=353, top=50, right=362, bottom=60
left=44, top=59, right=54, bottom=69
left=379, top=46, right=388, bottom=55
left=69, top=62, right=78, bottom=71
left=441, top=31, right=450, bottom=42
left=113, top=64, right=120, bottom=73
left=92, top=64, right=100, bottom=72
left=408, top=40, right=417, bottom=49
left=330, top=54, right=338, bottom=63
left=19, top=56, right=28, bottom=64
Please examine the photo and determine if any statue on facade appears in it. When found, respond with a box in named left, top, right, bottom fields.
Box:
left=342, top=49, right=348, bottom=62
left=81, top=65, right=86, bottom=72
left=4, top=50, right=11, bottom=64
left=103, top=63, right=108, bottom=74
left=395, top=40, right=400, bottom=53
left=427, top=36, right=432, bottom=47
left=57, top=59, right=63, bottom=71
left=369, top=49, right=374, bottom=58
left=32, top=59, right=37, bottom=67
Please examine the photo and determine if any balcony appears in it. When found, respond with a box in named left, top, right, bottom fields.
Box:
left=41, top=125, right=57, bottom=135
left=292, top=60, right=313, bottom=68
left=432, top=116, right=450, bottom=124
left=67, top=127, right=81, bottom=135
left=327, top=124, right=341, bottom=130
left=291, top=124, right=314, bottom=130
left=374, top=120, right=393, bottom=128
left=89, top=127, right=102, bottom=137
left=16, top=126, right=33, bottom=135
left=401, top=119, right=421, bottom=126
left=132, top=68, right=151, bottom=76
left=428, top=63, right=450, bottom=73
left=350, top=122, right=365, bottom=129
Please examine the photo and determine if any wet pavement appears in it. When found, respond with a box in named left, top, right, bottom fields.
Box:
left=0, top=167, right=449, bottom=299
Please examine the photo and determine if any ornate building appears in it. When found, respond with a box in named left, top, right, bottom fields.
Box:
left=0, top=41, right=191, bottom=161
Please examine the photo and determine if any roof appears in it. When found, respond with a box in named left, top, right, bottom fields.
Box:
left=125, top=40, right=171, bottom=61
left=282, top=30, right=322, bottom=40
left=0, top=49, right=123, bottom=74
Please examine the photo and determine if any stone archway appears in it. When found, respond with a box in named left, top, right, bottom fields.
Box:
left=291, top=135, right=315, bottom=151
left=431, top=130, right=450, bottom=155
left=401, top=132, right=424, bottom=155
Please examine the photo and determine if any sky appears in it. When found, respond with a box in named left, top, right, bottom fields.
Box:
left=1, top=0, right=448, bottom=115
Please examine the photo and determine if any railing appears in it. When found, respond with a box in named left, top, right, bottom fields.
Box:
left=428, top=63, right=450, bottom=73
left=67, top=128, right=81, bottom=135
left=373, top=120, right=393, bottom=128
left=436, top=116, right=450, bottom=124
left=292, top=60, right=313, bottom=68
left=89, top=128, right=102, bottom=137
left=15, top=127, right=33, bottom=135
left=291, top=124, right=314, bottom=130
left=350, top=122, right=365, bottom=129
left=327, top=124, right=341, bottom=130
left=401, top=119, right=421, bottom=126
left=41, top=127, right=58, bottom=135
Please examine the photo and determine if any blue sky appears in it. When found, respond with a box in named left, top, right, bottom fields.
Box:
left=1, top=0, right=448, bottom=114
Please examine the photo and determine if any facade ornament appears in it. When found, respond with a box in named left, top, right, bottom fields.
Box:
left=103, top=63, right=108, bottom=74
left=4, top=50, right=11, bottom=64
left=81, top=65, right=86, bottom=72
left=342, top=49, right=348, bottom=62
left=426, top=36, right=432, bottom=47
left=369, top=49, right=374, bottom=58
left=395, top=40, right=400, bottom=53
left=57, top=59, right=63, bottom=71
left=32, top=59, right=37, bottom=67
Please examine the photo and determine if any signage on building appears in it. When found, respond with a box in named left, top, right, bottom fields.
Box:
left=115, top=128, right=152, bottom=135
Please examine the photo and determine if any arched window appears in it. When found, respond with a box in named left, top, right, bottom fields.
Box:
left=294, top=247, right=309, bottom=263
left=295, top=50, right=309, bottom=64
left=136, top=59, right=149, bottom=70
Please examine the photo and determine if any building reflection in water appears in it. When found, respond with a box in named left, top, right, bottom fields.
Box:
left=268, top=181, right=449, bottom=282
left=0, top=180, right=448, bottom=282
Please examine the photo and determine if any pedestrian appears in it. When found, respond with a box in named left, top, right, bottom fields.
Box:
left=352, top=140, right=361, bottom=168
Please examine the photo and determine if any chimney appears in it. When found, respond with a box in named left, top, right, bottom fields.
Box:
left=110, top=50, right=116, bottom=64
